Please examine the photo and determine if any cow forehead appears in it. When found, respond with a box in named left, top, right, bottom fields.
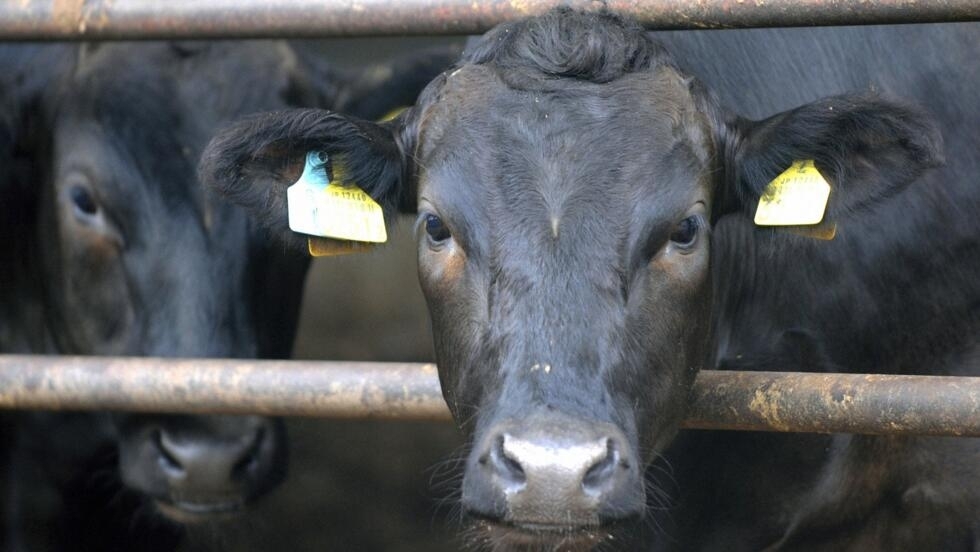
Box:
left=417, top=65, right=713, bottom=253
left=421, top=64, right=706, bottom=147
left=56, top=48, right=224, bottom=230
left=55, top=113, right=205, bottom=218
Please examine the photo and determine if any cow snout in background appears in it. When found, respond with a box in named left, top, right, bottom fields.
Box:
left=116, top=415, right=287, bottom=520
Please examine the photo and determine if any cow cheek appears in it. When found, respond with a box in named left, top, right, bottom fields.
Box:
left=635, top=249, right=711, bottom=455
left=58, top=228, right=135, bottom=352
left=418, top=245, right=478, bottom=422
left=418, top=239, right=466, bottom=287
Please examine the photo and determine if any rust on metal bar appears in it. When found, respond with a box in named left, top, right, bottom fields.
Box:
left=0, top=1, right=977, bottom=40
left=0, top=355, right=978, bottom=436
left=686, top=370, right=980, bottom=437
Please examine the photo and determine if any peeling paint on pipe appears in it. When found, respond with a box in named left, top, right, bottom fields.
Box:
left=0, top=355, right=977, bottom=436
left=0, top=1, right=977, bottom=40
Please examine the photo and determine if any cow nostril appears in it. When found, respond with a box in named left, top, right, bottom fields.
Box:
left=153, top=430, right=185, bottom=476
left=582, top=438, right=620, bottom=493
left=232, top=428, right=265, bottom=480
left=490, top=434, right=526, bottom=486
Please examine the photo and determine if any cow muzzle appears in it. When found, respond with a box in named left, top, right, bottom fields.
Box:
left=118, top=415, right=287, bottom=523
left=462, top=413, right=644, bottom=542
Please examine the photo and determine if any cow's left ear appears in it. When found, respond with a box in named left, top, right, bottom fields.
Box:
left=198, top=108, right=410, bottom=252
left=716, top=93, right=943, bottom=221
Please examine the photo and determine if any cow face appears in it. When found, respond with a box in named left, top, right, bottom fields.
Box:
left=39, top=43, right=317, bottom=362
left=201, top=8, right=941, bottom=549
left=2, top=42, right=314, bottom=523
left=2, top=40, right=452, bottom=533
left=411, top=63, right=714, bottom=536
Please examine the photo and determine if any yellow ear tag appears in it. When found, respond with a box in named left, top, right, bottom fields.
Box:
left=306, top=236, right=375, bottom=257
left=753, top=160, right=831, bottom=227
left=286, top=151, right=388, bottom=255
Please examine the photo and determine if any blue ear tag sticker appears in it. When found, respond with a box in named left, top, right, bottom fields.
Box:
left=286, top=151, right=387, bottom=244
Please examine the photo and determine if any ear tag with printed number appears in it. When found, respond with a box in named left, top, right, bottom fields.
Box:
left=287, top=151, right=387, bottom=256
left=754, top=160, right=832, bottom=227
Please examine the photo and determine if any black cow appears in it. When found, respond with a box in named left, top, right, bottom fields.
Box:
left=641, top=24, right=980, bottom=551
left=200, top=10, right=979, bottom=551
left=0, top=42, right=448, bottom=551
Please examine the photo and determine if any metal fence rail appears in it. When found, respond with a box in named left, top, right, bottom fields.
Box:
left=1, top=1, right=978, bottom=40
left=1, top=355, right=977, bottom=436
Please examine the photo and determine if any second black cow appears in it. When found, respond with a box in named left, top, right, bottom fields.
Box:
left=0, top=41, right=447, bottom=551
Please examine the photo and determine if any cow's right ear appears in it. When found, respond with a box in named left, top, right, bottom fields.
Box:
left=713, top=93, right=943, bottom=224
left=198, top=108, right=409, bottom=252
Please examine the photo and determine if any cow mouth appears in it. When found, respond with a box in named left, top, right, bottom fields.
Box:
left=468, top=517, right=614, bottom=551
left=154, top=497, right=247, bottom=523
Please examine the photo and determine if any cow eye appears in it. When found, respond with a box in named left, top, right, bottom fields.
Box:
left=669, top=215, right=701, bottom=249
left=68, top=185, right=99, bottom=217
left=424, top=213, right=451, bottom=243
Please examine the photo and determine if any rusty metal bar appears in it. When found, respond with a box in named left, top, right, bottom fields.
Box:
left=686, top=370, right=980, bottom=437
left=0, top=355, right=450, bottom=421
left=0, top=355, right=978, bottom=436
left=0, top=1, right=977, bottom=41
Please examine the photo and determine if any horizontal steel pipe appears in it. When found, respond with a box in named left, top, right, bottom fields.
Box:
left=0, top=355, right=450, bottom=421
left=0, top=355, right=978, bottom=436
left=0, top=1, right=977, bottom=40
left=686, top=370, right=980, bottom=437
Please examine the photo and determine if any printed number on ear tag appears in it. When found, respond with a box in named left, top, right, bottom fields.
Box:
left=754, top=160, right=831, bottom=226
left=286, top=151, right=388, bottom=244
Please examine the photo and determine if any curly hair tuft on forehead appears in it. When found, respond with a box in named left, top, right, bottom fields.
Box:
left=462, top=7, right=670, bottom=86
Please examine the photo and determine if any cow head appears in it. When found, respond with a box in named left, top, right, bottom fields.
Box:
left=0, top=42, right=314, bottom=525
left=0, top=41, right=449, bottom=530
left=201, top=9, right=941, bottom=549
